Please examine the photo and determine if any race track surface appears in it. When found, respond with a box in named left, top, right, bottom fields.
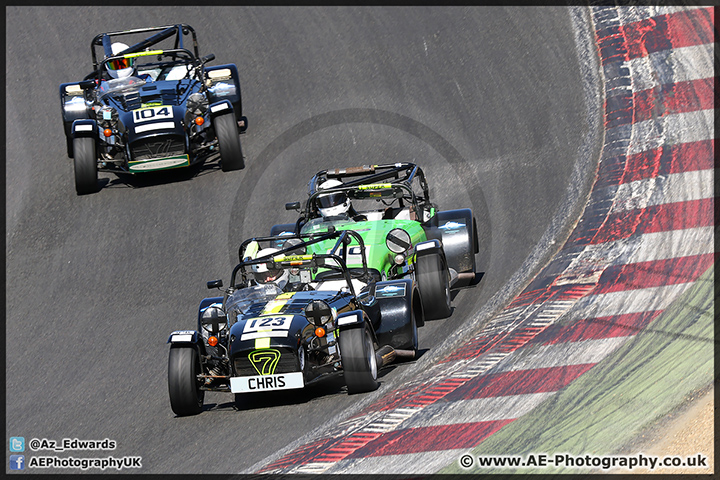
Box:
left=6, top=7, right=598, bottom=474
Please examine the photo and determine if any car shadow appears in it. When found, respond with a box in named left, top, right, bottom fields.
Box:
left=98, top=154, right=226, bottom=191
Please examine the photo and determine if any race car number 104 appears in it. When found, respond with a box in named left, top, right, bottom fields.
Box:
left=133, top=107, right=172, bottom=122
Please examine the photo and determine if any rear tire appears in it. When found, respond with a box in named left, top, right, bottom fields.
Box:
left=215, top=112, right=244, bottom=171
left=416, top=252, right=452, bottom=320
left=340, top=325, right=379, bottom=394
left=73, top=136, right=98, bottom=195
left=168, top=347, right=205, bottom=416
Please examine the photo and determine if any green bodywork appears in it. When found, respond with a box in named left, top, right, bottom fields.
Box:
left=299, top=217, right=426, bottom=278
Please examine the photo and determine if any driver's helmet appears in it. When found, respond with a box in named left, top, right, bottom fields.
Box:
left=106, top=42, right=134, bottom=79
left=251, top=248, right=289, bottom=290
left=317, top=179, right=350, bottom=218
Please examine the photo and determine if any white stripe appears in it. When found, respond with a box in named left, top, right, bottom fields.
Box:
left=490, top=337, right=629, bottom=374
left=571, top=282, right=694, bottom=318
left=134, top=121, right=175, bottom=133
left=240, top=331, right=290, bottom=341
left=327, top=450, right=466, bottom=474
left=400, top=392, right=556, bottom=428
left=626, top=44, right=714, bottom=91
left=74, top=124, right=93, bottom=132
left=627, top=109, right=714, bottom=156
left=210, top=103, right=229, bottom=113
left=609, top=169, right=714, bottom=214
left=556, top=227, right=714, bottom=284
left=616, top=6, right=705, bottom=25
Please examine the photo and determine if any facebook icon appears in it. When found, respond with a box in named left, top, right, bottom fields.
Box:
left=10, top=454, right=25, bottom=470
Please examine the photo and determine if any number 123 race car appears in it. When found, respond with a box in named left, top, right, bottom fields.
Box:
left=167, top=229, right=423, bottom=416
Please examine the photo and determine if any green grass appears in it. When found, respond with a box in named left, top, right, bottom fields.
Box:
left=440, top=264, right=715, bottom=474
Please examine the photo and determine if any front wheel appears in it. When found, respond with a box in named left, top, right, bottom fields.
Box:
left=415, top=252, right=452, bottom=320
left=339, top=325, right=379, bottom=394
left=73, top=136, right=98, bottom=195
left=168, top=347, right=205, bottom=416
left=215, top=112, right=245, bottom=171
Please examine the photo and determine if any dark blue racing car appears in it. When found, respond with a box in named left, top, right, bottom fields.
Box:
left=60, top=24, right=247, bottom=194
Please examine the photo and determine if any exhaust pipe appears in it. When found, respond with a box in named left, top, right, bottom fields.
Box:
left=375, top=345, right=397, bottom=367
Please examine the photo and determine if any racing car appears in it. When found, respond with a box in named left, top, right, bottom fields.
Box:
left=60, top=24, right=247, bottom=195
left=273, top=162, right=479, bottom=321
left=167, top=229, right=422, bottom=416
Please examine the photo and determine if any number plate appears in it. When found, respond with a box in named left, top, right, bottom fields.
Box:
left=230, top=372, right=304, bottom=393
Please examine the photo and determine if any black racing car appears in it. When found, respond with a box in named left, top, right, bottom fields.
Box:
left=60, top=24, right=247, bottom=194
left=167, top=229, right=422, bottom=416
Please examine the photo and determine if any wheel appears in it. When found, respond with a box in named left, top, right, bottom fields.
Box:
left=339, top=325, right=379, bottom=394
left=415, top=252, right=452, bottom=320
left=215, top=112, right=244, bottom=171
left=168, top=347, right=205, bottom=416
left=73, top=136, right=98, bottom=195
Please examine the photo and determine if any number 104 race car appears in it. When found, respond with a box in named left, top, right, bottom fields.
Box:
left=60, top=24, right=247, bottom=195
left=167, top=229, right=422, bottom=416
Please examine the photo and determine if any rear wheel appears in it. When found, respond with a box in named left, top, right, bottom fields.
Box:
left=215, top=112, right=244, bottom=171
left=340, top=325, right=379, bottom=394
left=416, top=252, right=452, bottom=320
left=168, top=347, right=205, bottom=416
left=73, top=136, right=98, bottom=195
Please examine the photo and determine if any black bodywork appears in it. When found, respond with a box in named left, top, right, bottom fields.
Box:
left=60, top=24, right=246, bottom=190
left=167, top=229, right=421, bottom=414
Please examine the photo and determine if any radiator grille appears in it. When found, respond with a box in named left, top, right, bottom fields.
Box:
left=233, top=347, right=299, bottom=377
left=131, top=136, right=185, bottom=161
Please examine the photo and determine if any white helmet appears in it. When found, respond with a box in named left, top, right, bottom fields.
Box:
left=106, top=42, right=134, bottom=79
left=317, top=179, right=350, bottom=218
left=251, top=248, right=288, bottom=290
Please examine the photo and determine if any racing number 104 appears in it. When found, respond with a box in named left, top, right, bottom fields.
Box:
left=134, top=107, right=172, bottom=122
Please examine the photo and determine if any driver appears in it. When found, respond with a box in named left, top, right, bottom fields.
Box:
left=317, top=179, right=366, bottom=221
left=104, top=42, right=153, bottom=81
left=251, top=248, right=289, bottom=291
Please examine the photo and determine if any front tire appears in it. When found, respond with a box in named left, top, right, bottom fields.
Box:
left=415, top=252, right=452, bottom=320
left=340, top=325, right=379, bottom=394
left=73, top=136, right=98, bottom=195
left=168, top=347, right=205, bottom=416
left=215, top=112, right=244, bottom=171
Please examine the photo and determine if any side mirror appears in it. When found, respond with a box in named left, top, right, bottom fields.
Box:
left=285, top=202, right=301, bottom=211
left=207, top=279, right=223, bottom=289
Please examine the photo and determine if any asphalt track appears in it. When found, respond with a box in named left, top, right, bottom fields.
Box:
left=6, top=7, right=599, bottom=474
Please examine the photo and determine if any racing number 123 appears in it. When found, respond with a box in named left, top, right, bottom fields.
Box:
left=248, top=317, right=288, bottom=329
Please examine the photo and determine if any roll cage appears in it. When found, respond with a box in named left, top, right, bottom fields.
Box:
left=292, top=162, right=435, bottom=226
left=231, top=229, right=375, bottom=297
left=85, top=24, right=212, bottom=83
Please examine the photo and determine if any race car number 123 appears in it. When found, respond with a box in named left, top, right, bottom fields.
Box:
left=134, top=107, right=172, bottom=122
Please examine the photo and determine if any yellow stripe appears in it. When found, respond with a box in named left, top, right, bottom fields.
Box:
left=255, top=338, right=271, bottom=349
left=123, top=50, right=163, bottom=59
left=261, top=293, right=295, bottom=314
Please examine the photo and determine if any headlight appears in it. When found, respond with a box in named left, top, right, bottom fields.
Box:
left=201, top=305, right=228, bottom=334
left=386, top=228, right=412, bottom=254
left=282, top=237, right=306, bottom=255
left=186, top=93, right=209, bottom=116
left=304, top=300, right=336, bottom=327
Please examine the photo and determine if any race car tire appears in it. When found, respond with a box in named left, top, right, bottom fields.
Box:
left=416, top=252, right=452, bottom=320
left=73, top=136, right=98, bottom=195
left=168, top=346, right=205, bottom=416
left=215, top=112, right=245, bottom=172
left=340, top=325, right=379, bottom=394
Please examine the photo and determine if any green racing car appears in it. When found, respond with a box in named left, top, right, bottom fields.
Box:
left=265, top=162, right=479, bottom=321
